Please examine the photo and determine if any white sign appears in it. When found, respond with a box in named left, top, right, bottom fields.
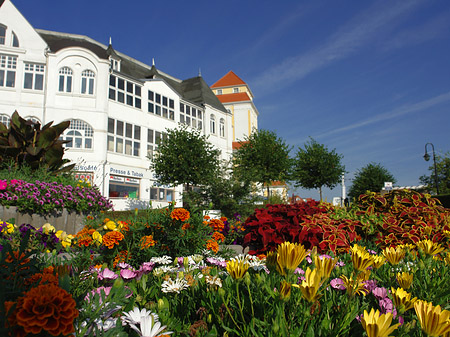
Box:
left=125, top=177, right=140, bottom=184
left=110, top=175, right=124, bottom=182
left=384, top=182, right=393, bottom=190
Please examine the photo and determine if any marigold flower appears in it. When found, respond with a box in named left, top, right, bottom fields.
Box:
left=75, top=227, right=96, bottom=247
left=390, top=287, right=417, bottom=314
left=206, top=239, right=219, bottom=254
left=140, top=235, right=156, bottom=249
left=170, top=208, right=190, bottom=222
left=382, top=246, right=405, bottom=265
left=212, top=231, right=226, bottom=243
left=113, top=250, right=130, bottom=268
left=102, top=231, right=124, bottom=249
left=220, top=216, right=228, bottom=222
left=414, top=300, right=450, bottom=336
left=361, top=308, right=399, bottom=337
left=351, top=246, right=374, bottom=271
left=117, top=221, right=130, bottom=232
left=13, top=283, right=79, bottom=336
left=181, top=223, right=191, bottom=230
left=397, top=272, right=413, bottom=289
left=103, top=220, right=117, bottom=231
left=209, top=219, right=224, bottom=231
left=25, top=268, right=59, bottom=288
left=277, top=242, right=307, bottom=272
left=295, top=267, right=321, bottom=302
left=416, top=239, right=445, bottom=256
left=226, top=260, right=249, bottom=280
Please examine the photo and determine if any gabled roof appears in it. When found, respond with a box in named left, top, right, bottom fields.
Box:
left=181, top=76, right=228, bottom=113
left=211, top=70, right=246, bottom=88
left=217, top=92, right=251, bottom=104
left=0, top=0, right=5, bottom=8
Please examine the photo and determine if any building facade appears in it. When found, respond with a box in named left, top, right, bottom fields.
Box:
left=0, top=0, right=258, bottom=210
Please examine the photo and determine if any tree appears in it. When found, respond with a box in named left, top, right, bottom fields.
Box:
left=150, top=124, right=220, bottom=195
left=348, top=162, right=396, bottom=200
left=419, top=151, right=450, bottom=195
left=291, top=138, right=345, bottom=201
left=232, top=129, right=292, bottom=199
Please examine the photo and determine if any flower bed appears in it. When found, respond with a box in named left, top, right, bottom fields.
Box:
left=1, top=190, right=450, bottom=336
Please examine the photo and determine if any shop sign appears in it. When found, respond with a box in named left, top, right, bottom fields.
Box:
left=125, top=177, right=140, bottom=184
left=110, top=167, right=144, bottom=178
left=110, top=175, right=124, bottom=182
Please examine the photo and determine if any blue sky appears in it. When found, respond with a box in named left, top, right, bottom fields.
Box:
left=13, top=0, right=450, bottom=201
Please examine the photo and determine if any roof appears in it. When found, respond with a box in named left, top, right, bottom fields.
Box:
left=0, top=0, right=5, bottom=8
left=217, top=92, right=251, bottom=103
left=35, top=29, right=227, bottom=113
left=211, top=70, right=246, bottom=88
left=232, top=141, right=249, bottom=150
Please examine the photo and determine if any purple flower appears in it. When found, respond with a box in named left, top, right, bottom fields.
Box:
left=98, top=268, right=119, bottom=281
left=364, top=279, right=378, bottom=292
left=120, top=269, right=137, bottom=280
left=117, top=262, right=132, bottom=269
left=379, top=298, right=396, bottom=316
left=84, top=286, right=112, bottom=303
left=0, top=180, right=7, bottom=190
left=139, top=262, right=155, bottom=274
left=372, top=287, right=388, bottom=300
left=330, top=278, right=346, bottom=290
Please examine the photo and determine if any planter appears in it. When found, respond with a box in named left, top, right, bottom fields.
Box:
left=0, top=206, right=86, bottom=234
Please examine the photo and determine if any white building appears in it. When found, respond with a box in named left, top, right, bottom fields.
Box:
left=0, top=0, right=250, bottom=210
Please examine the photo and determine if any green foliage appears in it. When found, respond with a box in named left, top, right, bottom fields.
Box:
left=291, top=138, right=345, bottom=200
left=233, top=129, right=292, bottom=197
left=419, top=151, right=450, bottom=195
left=150, top=124, right=220, bottom=190
left=0, top=111, right=74, bottom=174
left=348, top=162, right=396, bottom=200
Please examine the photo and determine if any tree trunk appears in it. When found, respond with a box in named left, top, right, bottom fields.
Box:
left=319, top=187, right=323, bottom=202
left=267, top=185, right=270, bottom=203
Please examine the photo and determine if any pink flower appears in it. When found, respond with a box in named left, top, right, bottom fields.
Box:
left=330, top=278, right=345, bottom=290
left=98, top=268, right=118, bottom=281
left=0, top=180, right=6, bottom=191
left=372, top=287, right=388, bottom=299
left=120, top=269, right=137, bottom=280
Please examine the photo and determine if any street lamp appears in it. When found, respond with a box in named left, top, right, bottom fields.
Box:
left=424, top=143, right=440, bottom=195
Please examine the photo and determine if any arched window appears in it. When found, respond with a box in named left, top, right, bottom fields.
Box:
left=58, top=67, right=73, bottom=93
left=210, top=114, right=216, bottom=134
left=25, top=116, right=41, bottom=126
left=219, top=118, right=225, bottom=137
left=62, top=119, right=93, bottom=149
left=0, top=114, right=10, bottom=128
left=81, top=69, right=95, bottom=95
left=0, top=25, right=5, bottom=45
left=11, top=31, right=19, bottom=47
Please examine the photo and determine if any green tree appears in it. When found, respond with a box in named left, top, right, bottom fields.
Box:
left=291, top=138, right=345, bottom=201
left=348, top=162, right=396, bottom=200
left=149, top=124, right=220, bottom=197
left=419, top=151, right=450, bottom=195
left=232, top=129, right=292, bottom=199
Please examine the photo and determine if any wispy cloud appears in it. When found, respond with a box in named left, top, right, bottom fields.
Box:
left=251, top=0, right=424, bottom=94
left=317, top=91, right=450, bottom=138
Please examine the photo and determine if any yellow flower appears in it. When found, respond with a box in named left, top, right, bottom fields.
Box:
left=361, top=308, right=400, bottom=337
left=103, top=220, right=117, bottom=231
left=351, top=245, right=374, bottom=271
left=371, top=255, right=386, bottom=269
left=382, top=246, right=405, bottom=265
left=390, top=287, right=417, bottom=314
left=92, top=231, right=103, bottom=245
left=277, top=242, right=307, bottom=272
left=416, top=239, right=445, bottom=256
left=445, top=252, right=450, bottom=266
left=340, top=275, right=368, bottom=297
left=42, top=223, right=55, bottom=234
left=266, top=251, right=283, bottom=275
left=296, top=267, right=321, bottom=302
left=279, top=280, right=291, bottom=300
left=443, top=230, right=450, bottom=239
left=1, top=221, right=14, bottom=234
left=314, top=255, right=338, bottom=281
left=226, top=260, right=249, bottom=280
left=414, top=300, right=450, bottom=336
left=55, top=230, right=73, bottom=248
left=397, top=272, right=413, bottom=289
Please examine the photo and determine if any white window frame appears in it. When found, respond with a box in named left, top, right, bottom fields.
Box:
left=210, top=114, right=216, bottom=134
left=109, top=75, right=141, bottom=109
left=0, top=54, right=17, bottom=88
left=62, top=119, right=94, bottom=149
left=0, top=114, right=10, bottom=128
left=58, top=67, right=73, bottom=93
left=148, top=90, right=174, bottom=120
left=81, top=69, right=95, bottom=95
left=0, top=25, right=5, bottom=45
left=107, top=118, right=141, bottom=157
left=219, top=118, right=225, bottom=137
left=179, top=103, right=202, bottom=129
left=216, top=89, right=222, bottom=95
left=233, top=87, right=239, bottom=93
left=24, top=63, right=45, bottom=90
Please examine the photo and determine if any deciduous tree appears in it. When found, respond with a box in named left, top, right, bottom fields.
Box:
left=348, top=162, right=396, bottom=200
left=419, top=151, right=450, bottom=195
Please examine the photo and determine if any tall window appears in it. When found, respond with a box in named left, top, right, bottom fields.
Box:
left=24, top=63, right=44, bottom=90
left=0, top=54, right=17, bottom=88
left=107, top=118, right=141, bottom=157
left=148, top=90, right=174, bottom=120
left=147, top=128, right=167, bottom=159
left=11, top=31, right=19, bottom=47
left=210, top=114, right=216, bottom=134
left=0, top=114, right=10, bottom=128
left=179, top=103, right=202, bottom=129
left=219, top=118, right=225, bottom=137
left=58, top=67, right=73, bottom=92
left=110, top=58, right=120, bottom=71
left=81, top=69, right=95, bottom=95
left=0, top=26, right=5, bottom=45
left=109, top=75, right=141, bottom=109
left=62, top=119, right=94, bottom=149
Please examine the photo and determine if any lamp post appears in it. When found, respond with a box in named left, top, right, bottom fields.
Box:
left=424, top=143, right=440, bottom=195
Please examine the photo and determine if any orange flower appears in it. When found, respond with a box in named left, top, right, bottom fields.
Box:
left=12, top=283, right=78, bottom=336
left=102, top=231, right=124, bottom=249
left=203, top=215, right=211, bottom=220
left=181, top=223, right=191, bottom=230
left=140, top=235, right=156, bottom=249
left=75, top=226, right=96, bottom=247
left=220, top=216, right=228, bottom=222
left=117, top=221, right=130, bottom=232
left=206, top=239, right=219, bottom=253
left=170, top=208, right=190, bottom=222
left=113, top=250, right=130, bottom=268
left=209, top=219, right=224, bottom=231
left=212, top=231, right=226, bottom=243
left=25, top=268, right=59, bottom=288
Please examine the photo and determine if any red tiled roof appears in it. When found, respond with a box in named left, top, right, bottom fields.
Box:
left=216, top=92, right=251, bottom=103
left=232, top=141, right=249, bottom=150
left=211, top=71, right=246, bottom=88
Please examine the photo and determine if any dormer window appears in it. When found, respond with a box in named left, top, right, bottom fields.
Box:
left=110, top=58, right=120, bottom=71
left=233, top=87, right=239, bottom=93
left=12, top=32, right=19, bottom=47
left=216, top=89, right=222, bottom=95
left=0, top=26, right=5, bottom=45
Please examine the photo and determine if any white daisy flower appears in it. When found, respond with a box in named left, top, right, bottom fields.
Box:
left=151, top=256, right=173, bottom=265
left=161, top=278, right=189, bottom=294
left=127, top=313, right=172, bottom=337
left=205, top=275, right=222, bottom=288
left=153, top=266, right=176, bottom=276
left=122, top=307, right=158, bottom=325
